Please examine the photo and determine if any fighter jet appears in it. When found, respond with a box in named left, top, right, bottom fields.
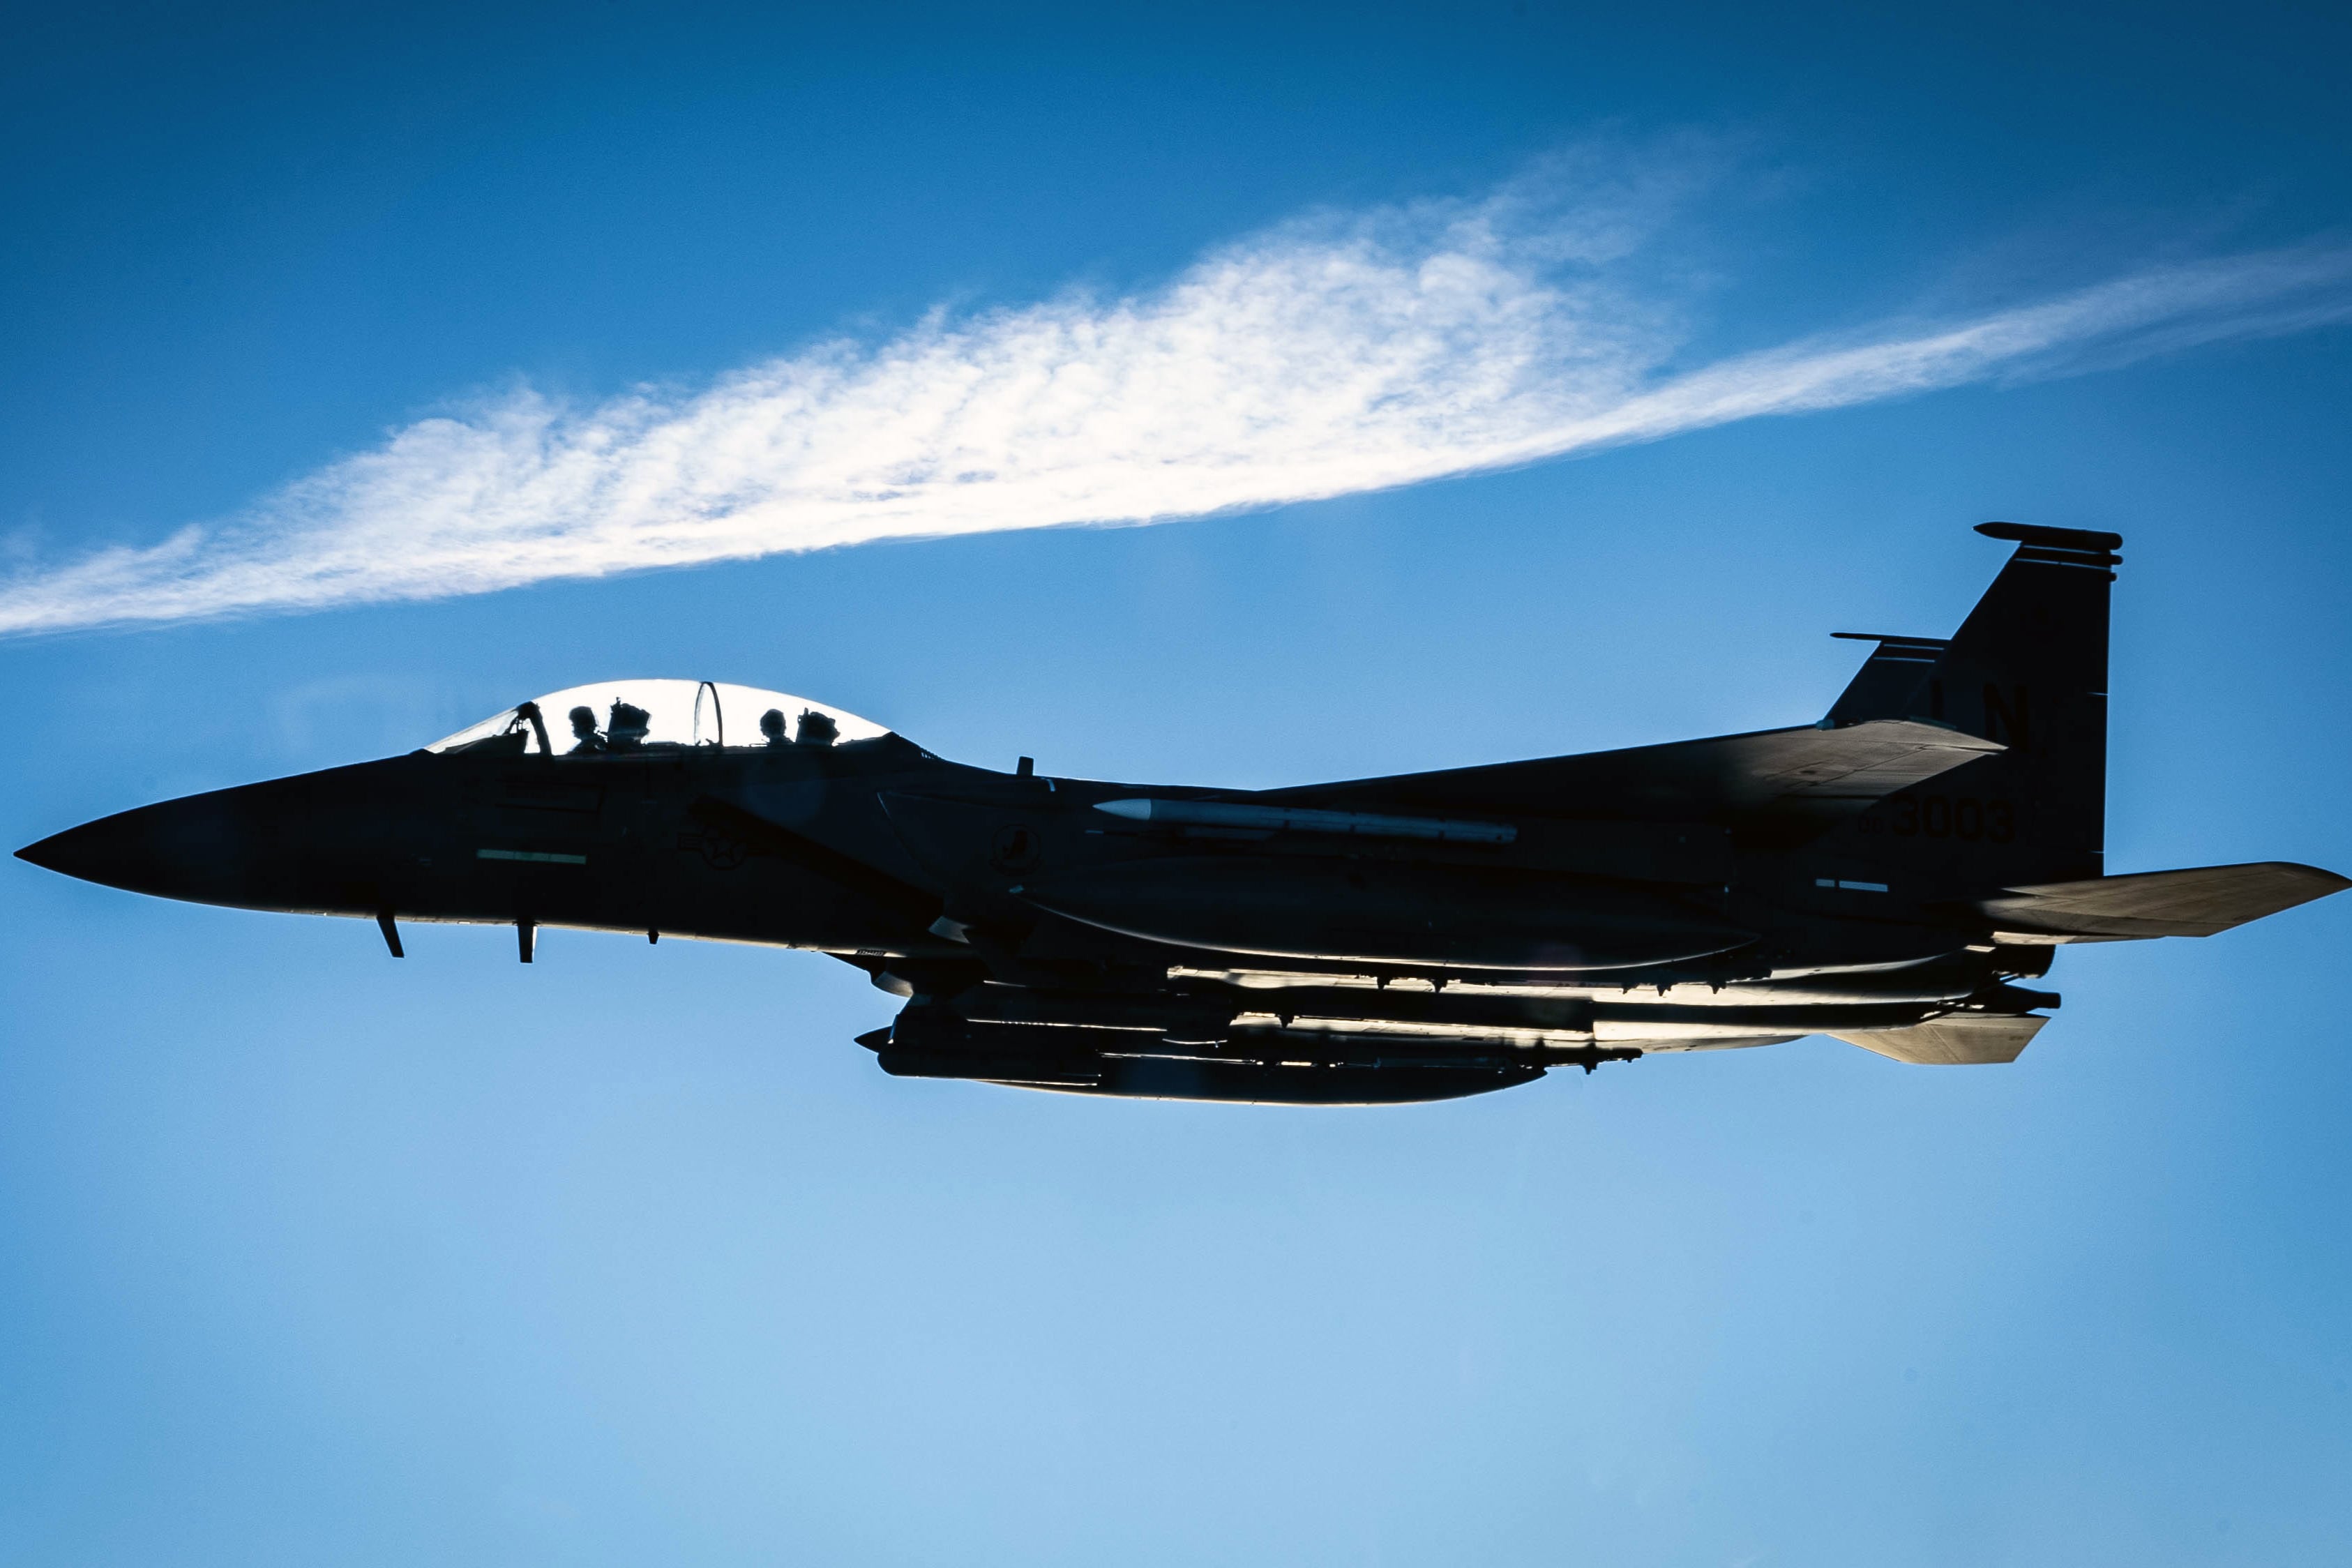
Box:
left=19, top=523, right=2346, bottom=1102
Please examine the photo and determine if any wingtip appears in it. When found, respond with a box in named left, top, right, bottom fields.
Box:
left=1848, top=716, right=2005, bottom=753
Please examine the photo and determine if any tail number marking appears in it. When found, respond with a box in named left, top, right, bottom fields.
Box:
left=1876, top=794, right=2015, bottom=843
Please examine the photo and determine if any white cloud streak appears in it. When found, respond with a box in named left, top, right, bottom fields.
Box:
left=5, top=171, right=2349, bottom=636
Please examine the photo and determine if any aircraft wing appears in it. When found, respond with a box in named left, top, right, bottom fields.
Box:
left=1264, top=719, right=2003, bottom=823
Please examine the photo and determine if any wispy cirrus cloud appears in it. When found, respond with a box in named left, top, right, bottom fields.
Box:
left=3, top=161, right=2349, bottom=637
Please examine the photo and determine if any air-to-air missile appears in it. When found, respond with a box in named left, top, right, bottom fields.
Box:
left=20, top=524, right=2346, bottom=1102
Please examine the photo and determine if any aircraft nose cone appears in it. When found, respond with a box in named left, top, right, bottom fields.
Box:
left=16, top=793, right=257, bottom=902
left=17, top=818, right=133, bottom=883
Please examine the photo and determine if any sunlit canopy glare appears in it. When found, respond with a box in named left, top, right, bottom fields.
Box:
left=425, top=679, right=891, bottom=755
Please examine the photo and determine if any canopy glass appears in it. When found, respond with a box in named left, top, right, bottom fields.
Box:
left=426, top=679, right=891, bottom=756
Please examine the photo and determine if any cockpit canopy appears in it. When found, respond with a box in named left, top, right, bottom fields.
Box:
left=425, top=679, right=891, bottom=757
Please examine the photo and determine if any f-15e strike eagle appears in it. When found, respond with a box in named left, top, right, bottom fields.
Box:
left=20, top=523, right=2346, bottom=1102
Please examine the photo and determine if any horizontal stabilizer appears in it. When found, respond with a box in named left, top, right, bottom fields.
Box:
left=1972, top=861, right=2350, bottom=942
left=1267, top=719, right=2002, bottom=822
left=1832, top=1013, right=2046, bottom=1066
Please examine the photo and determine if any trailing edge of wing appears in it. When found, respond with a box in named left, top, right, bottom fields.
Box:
left=1971, top=861, right=2351, bottom=942
left=1262, top=719, right=2003, bottom=822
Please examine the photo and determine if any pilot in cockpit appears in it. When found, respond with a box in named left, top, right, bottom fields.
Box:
left=606, top=702, right=652, bottom=751
left=567, top=706, right=604, bottom=754
left=760, top=709, right=792, bottom=747
left=796, top=709, right=839, bottom=747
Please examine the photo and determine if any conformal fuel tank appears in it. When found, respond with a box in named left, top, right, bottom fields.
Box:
left=1015, top=854, right=1755, bottom=971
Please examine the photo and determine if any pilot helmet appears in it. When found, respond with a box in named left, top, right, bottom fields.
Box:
left=760, top=708, right=790, bottom=744
left=607, top=701, right=653, bottom=748
left=568, top=705, right=598, bottom=738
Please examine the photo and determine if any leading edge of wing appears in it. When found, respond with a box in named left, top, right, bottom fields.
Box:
left=1260, top=719, right=2003, bottom=822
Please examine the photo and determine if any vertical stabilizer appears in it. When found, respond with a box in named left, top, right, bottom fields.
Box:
left=1826, top=633, right=1948, bottom=728
left=1832, top=524, right=2120, bottom=889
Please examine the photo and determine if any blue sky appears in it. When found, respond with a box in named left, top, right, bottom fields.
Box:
left=4, top=3, right=2350, bottom=1564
